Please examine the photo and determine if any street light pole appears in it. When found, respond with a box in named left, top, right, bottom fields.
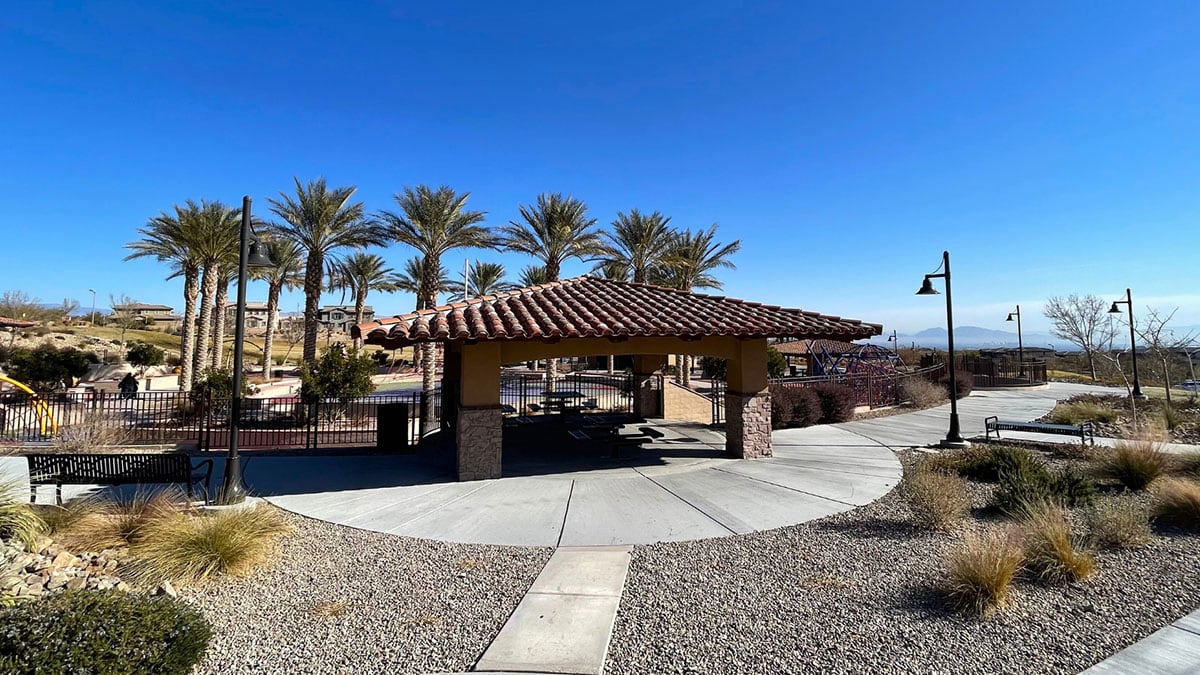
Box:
left=1006, top=305, right=1024, bottom=378
left=916, top=250, right=968, bottom=448
left=218, top=196, right=273, bottom=505
left=1108, top=288, right=1146, bottom=400
left=89, top=289, right=97, bottom=325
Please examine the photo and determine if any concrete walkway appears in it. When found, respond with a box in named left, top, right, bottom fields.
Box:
left=1081, top=609, right=1200, bottom=674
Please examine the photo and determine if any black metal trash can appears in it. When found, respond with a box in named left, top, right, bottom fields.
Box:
left=377, top=402, right=413, bottom=453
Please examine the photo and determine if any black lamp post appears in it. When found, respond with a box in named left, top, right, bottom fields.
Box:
left=887, top=329, right=898, bottom=354
left=218, top=196, right=274, bottom=505
left=1108, top=288, right=1146, bottom=400
left=1006, top=305, right=1024, bottom=377
left=916, top=250, right=968, bottom=448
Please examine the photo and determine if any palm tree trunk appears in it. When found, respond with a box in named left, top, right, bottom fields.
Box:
left=303, top=251, right=323, bottom=366
left=419, top=256, right=440, bottom=436
left=193, top=265, right=217, bottom=380
left=546, top=357, right=558, bottom=393
left=212, top=277, right=229, bottom=371
left=681, top=355, right=691, bottom=388
left=263, top=282, right=281, bottom=382
left=353, top=289, right=366, bottom=351
left=179, top=265, right=199, bottom=391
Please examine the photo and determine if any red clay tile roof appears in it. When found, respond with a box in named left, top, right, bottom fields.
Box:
left=774, top=339, right=897, bottom=358
left=356, top=276, right=881, bottom=348
left=0, top=316, right=38, bottom=329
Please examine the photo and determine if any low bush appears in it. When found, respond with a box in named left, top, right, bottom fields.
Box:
left=126, top=504, right=291, bottom=586
left=0, top=480, right=47, bottom=551
left=0, top=590, right=210, bottom=675
left=943, top=529, right=1024, bottom=616
left=1087, top=497, right=1152, bottom=548
left=940, top=370, right=973, bottom=400
left=1152, top=478, right=1200, bottom=531
left=1049, top=402, right=1119, bottom=426
left=769, top=384, right=821, bottom=429
left=904, top=465, right=970, bottom=531
left=810, top=382, right=856, bottom=423
left=52, top=490, right=184, bottom=553
left=1018, top=500, right=1096, bottom=584
left=901, top=377, right=947, bottom=409
left=1160, top=404, right=1185, bottom=432
left=1094, top=439, right=1170, bottom=491
left=1175, top=452, right=1200, bottom=479
left=992, top=458, right=1095, bottom=514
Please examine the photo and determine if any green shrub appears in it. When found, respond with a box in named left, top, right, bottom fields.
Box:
left=769, top=384, right=821, bottom=429
left=1049, top=402, right=1119, bottom=426
left=1094, top=439, right=1170, bottom=491
left=1152, top=478, right=1200, bottom=531
left=766, top=346, right=787, bottom=378
left=944, top=529, right=1023, bottom=616
left=1019, top=500, right=1096, bottom=584
left=810, top=382, right=856, bottom=423
left=991, top=457, right=1094, bottom=515
left=0, top=590, right=210, bottom=674
left=922, top=445, right=993, bottom=479
left=904, top=464, right=970, bottom=530
left=1087, top=497, right=1152, bottom=548
left=901, top=377, right=947, bottom=409
left=299, top=344, right=376, bottom=403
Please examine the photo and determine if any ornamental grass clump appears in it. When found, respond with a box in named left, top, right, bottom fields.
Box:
left=943, top=529, right=1024, bottom=616
left=1049, top=402, right=1119, bottom=426
left=1018, top=499, right=1096, bottom=584
left=901, top=377, right=947, bottom=409
left=51, top=489, right=185, bottom=553
left=0, top=480, right=47, bottom=551
left=126, top=504, right=291, bottom=586
left=1087, top=497, right=1153, bottom=548
left=904, top=464, right=970, bottom=531
left=1094, top=438, right=1171, bottom=491
left=1152, top=478, right=1200, bottom=531
left=1174, top=452, right=1200, bottom=479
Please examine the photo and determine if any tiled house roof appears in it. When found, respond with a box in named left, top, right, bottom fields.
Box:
left=355, top=276, right=881, bottom=348
left=0, top=316, right=38, bottom=329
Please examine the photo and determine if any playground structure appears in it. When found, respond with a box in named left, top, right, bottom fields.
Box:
left=0, top=375, right=57, bottom=438
left=774, top=338, right=905, bottom=378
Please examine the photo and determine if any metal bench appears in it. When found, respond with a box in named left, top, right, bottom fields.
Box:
left=984, top=416, right=1094, bottom=446
left=26, top=453, right=214, bottom=505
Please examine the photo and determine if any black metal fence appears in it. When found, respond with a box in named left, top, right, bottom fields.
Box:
left=500, top=371, right=634, bottom=415
left=920, top=354, right=1048, bottom=388
left=768, top=364, right=946, bottom=413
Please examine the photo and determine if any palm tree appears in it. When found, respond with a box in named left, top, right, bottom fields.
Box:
left=125, top=203, right=206, bottom=391
left=252, top=236, right=304, bottom=381
left=657, top=224, right=741, bottom=386
left=594, top=209, right=675, bottom=284
left=210, top=263, right=237, bottom=371
left=328, top=252, right=402, bottom=349
left=517, top=265, right=551, bottom=287
left=395, top=257, right=455, bottom=309
left=501, top=193, right=602, bottom=390
left=185, top=201, right=241, bottom=382
left=267, top=177, right=383, bottom=366
left=461, top=261, right=516, bottom=299
left=377, top=185, right=493, bottom=435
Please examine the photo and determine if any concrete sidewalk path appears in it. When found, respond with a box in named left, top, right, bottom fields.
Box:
left=472, top=546, right=631, bottom=675
left=1081, top=609, right=1200, bottom=674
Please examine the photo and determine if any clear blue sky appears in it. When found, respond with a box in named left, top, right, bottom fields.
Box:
left=3, top=1, right=1198, bottom=335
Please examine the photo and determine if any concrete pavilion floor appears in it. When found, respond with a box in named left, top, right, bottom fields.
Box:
left=1, top=382, right=1126, bottom=548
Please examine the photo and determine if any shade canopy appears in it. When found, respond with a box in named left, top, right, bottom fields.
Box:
left=356, top=276, right=881, bottom=350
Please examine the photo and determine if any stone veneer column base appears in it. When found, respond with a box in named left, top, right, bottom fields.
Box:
left=725, top=391, right=772, bottom=459
left=456, top=405, right=502, bottom=481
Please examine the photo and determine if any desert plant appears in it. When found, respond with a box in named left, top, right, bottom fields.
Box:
left=971, top=445, right=1042, bottom=483
left=901, top=377, right=947, bottom=409
left=1018, top=500, right=1096, bottom=584
left=904, top=464, right=970, bottom=530
left=52, top=490, right=185, bottom=552
left=1160, top=404, right=1185, bottom=432
left=1174, top=451, right=1200, bottom=479
left=922, top=445, right=993, bottom=479
left=1094, top=438, right=1171, bottom=490
left=0, top=589, right=210, bottom=675
left=52, top=411, right=134, bottom=452
left=126, top=504, right=291, bottom=585
left=810, top=382, right=856, bottom=423
left=769, top=384, right=821, bottom=429
left=1049, top=401, right=1119, bottom=426
left=1087, top=497, right=1153, bottom=548
left=0, top=480, right=47, bottom=551
left=943, top=529, right=1024, bottom=616
left=940, top=370, right=974, bottom=400
left=1152, top=478, right=1200, bottom=530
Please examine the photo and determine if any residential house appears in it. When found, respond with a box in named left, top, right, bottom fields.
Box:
left=110, top=303, right=181, bottom=332
left=318, top=305, right=373, bottom=332
left=224, top=302, right=276, bottom=331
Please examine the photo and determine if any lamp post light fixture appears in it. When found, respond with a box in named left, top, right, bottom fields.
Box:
left=916, top=250, right=968, bottom=448
left=88, top=289, right=97, bottom=325
left=1108, top=288, right=1146, bottom=400
left=218, top=196, right=274, bottom=506
left=887, top=329, right=898, bottom=353
left=1005, top=305, right=1024, bottom=377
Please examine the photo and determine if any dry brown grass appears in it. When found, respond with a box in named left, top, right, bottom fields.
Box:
left=943, top=529, right=1024, bottom=616
left=1087, top=497, right=1153, bottom=548
left=904, top=464, right=970, bottom=530
left=309, top=599, right=349, bottom=618
left=51, top=489, right=185, bottom=553
left=0, top=480, right=47, bottom=551
left=1018, top=500, right=1096, bottom=584
left=1094, top=437, right=1171, bottom=491
left=1174, top=452, right=1200, bottom=479
left=902, top=378, right=948, bottom=409
left=125, top=504, right=291, bottom=586
left=1152, top=478, right=1200, bottom=531
left=51, top=411, right=135, bottom=452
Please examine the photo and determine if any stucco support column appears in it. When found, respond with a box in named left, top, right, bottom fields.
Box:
left=725, top=338, right=771, bottom=459
left=456, top=342, right=502, bottom=481
left=631, top=354, right=664, bottom=418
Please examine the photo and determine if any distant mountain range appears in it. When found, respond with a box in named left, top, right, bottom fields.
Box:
left=868, top=326, right=1076, bottom=351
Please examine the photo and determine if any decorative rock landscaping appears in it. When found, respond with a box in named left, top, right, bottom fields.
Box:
left=1, top=538, right=130, bottom=600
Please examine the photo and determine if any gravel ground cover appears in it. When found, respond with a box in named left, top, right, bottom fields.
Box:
left=607, top=451, right=1200, bottom=675
left=184, top=511, right=552, bottom=675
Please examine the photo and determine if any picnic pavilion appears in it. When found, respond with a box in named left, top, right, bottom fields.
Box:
left=354, top=276, right=881, bottom=481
